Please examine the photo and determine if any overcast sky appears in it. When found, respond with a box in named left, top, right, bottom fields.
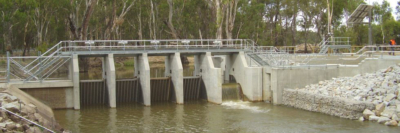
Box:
left=368, top=0, right=398, bottom=19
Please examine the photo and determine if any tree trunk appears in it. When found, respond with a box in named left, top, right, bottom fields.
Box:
left=225, top=0, right=238, bottom=40
left=23, top=22, right=29, bottom=57
left=81, top=0, right=97, bottom=40
left=215, top=0, right=223, bottom=39
left=166, top=0, right=179, bottom=39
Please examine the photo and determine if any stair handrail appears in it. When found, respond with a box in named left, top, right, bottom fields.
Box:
left=25, top=47, right=65, bottom=73
left=22, top=42, right=63, bottom=71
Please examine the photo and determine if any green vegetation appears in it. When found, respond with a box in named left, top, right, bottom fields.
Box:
left=1, top=0, right=400, bottom=55
left=0, top=60, right=5, bottom=66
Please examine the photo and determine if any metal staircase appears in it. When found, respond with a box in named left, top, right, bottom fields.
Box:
left=247, top=54, right=269, bottom=66
left=318, top=37, right=351, bottom=54
left=7, top=42, right=71, bottom=82
left=318, top=39, right=329, bottom=54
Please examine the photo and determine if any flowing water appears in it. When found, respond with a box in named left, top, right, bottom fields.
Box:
left=222, top=83, right=242, bottom=101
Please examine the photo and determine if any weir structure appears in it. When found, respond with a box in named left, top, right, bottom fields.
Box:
left=1, top=39, right=400, bottom=110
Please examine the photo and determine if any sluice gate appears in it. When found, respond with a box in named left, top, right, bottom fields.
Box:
left=116, top=78, right=142, bottom=103
left=150, top=77, right=173, bottom=102
left=79, top=80, right=108, bottom=105
left=183, top=76, right=203, bottom=101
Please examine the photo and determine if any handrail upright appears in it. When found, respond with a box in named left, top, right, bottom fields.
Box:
left=6, top=52, right=10, bottom=82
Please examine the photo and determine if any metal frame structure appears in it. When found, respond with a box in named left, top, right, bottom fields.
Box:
left=318, top=37, right=352, bottom=54
left=347, top=4, right=373, bottom=45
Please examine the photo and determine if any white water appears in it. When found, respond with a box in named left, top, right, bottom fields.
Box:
left=221, top=101, right=270, bottom=113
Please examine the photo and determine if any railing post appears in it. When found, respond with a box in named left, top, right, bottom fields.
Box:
left=38, top=51, right=43, bottom=82
left=6, top=51, right=10, bottom=83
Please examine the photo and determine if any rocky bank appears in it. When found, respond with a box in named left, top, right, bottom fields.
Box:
left=0, top=92, right=64, bottom=132
left=283, top=65, right=400, bottom=127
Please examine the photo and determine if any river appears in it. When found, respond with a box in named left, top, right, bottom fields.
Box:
left=54, top=101, right=398, bottom=133
left=59, top=61, right=398, bottom=132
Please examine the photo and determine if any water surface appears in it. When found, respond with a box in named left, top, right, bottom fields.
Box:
left=54, top=101, right=399, bottom=133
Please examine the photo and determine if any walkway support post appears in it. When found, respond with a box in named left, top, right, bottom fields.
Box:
left=165, top=53, right=183, bottom=104
left=72, top=54, right=80, bottom=110
left=138, top=53, right=151, bottom=106
left=194, top=55, right=200, bottom=76
left=105, top=54, right=116, bottom=108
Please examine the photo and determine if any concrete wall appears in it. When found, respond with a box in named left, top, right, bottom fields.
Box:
left=138, top=53, right=151, bottom=106
left=165, top=53, right=184, bottom=104
left=9, top=81, right=74, bottom=109
left=212, top=56, right=226, bottom=82
left=199, top=52, right=222, bottom=104
left=229, top=52, right=263, bottom=101
left=194, top=55, right=200, bottom=77
left=283, top=89, right=374, bottom=119
left=269, top=58, right=400, bottom=105
left=105, top=54, right=116, bottom=108
left=262, top=68, right=272, bottom=102
left=7, top=85, right=57, bottom=125
left=21, top=87, right=73, bottom=109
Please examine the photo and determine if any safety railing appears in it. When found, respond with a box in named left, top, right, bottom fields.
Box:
left=6, top=56, right=70, bottom=82
left=250, top=45, right=400, bottom=67
left=59, top=39, right=255, bottom=53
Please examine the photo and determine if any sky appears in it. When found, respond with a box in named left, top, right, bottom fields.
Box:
left=368, top=0, right=398, bottom=19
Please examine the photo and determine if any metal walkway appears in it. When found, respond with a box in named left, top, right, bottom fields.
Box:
left=2, top=39, right=255, bottom=83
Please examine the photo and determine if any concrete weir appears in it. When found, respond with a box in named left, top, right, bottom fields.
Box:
left=7, top=39, right=399, bottom=111
left=28, top=51, right=264, bottom=109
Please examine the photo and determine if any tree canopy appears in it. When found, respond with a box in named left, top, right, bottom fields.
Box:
left=1, top=0, right=400, bottom=55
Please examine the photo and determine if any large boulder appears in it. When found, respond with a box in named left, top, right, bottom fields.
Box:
left=9, top=114, right=21, bottom=123
left=384, top=94, right=396, bottom=102
left=375, top=103, right=385, bottom=116
left=5, top=123, right=16, bottom=131
left=0, top=123, right=5, bottom=128
left=381, top=108, right=396, bottom=118
left=21, top=104, right=37, bottom=116
left=4, top=95, right=18, bottom=103
left=3, top=103, right=19, bottom=113
left=377, top=117, right=391, bottom=124
left=15, top=124, right=23, bottom=131
left=369, top=116, right=380, bottom=121
left=33, top=113, right=43, bottom=123
left=384, top=120, right=398, bottom=126
left=363, top=109, right=374, bottom=120
left=393, top=114, right=400, bottom=121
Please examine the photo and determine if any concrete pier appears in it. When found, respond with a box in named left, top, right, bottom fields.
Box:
left=72, top=54, right=80, bottom=110
left=105, top=54, right=116, bottom=108
left=138, top=53, right=151, bottom=106
left=198, top=52, right=222, bottom=104
left=165, top=53, right=184, bottom=104
left=229, top=52, right=263, bottom=101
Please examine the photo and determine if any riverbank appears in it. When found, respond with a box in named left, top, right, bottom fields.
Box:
left=283, top=65, right=400, bottom=127
left=0, top=91, right=65, bottom=132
